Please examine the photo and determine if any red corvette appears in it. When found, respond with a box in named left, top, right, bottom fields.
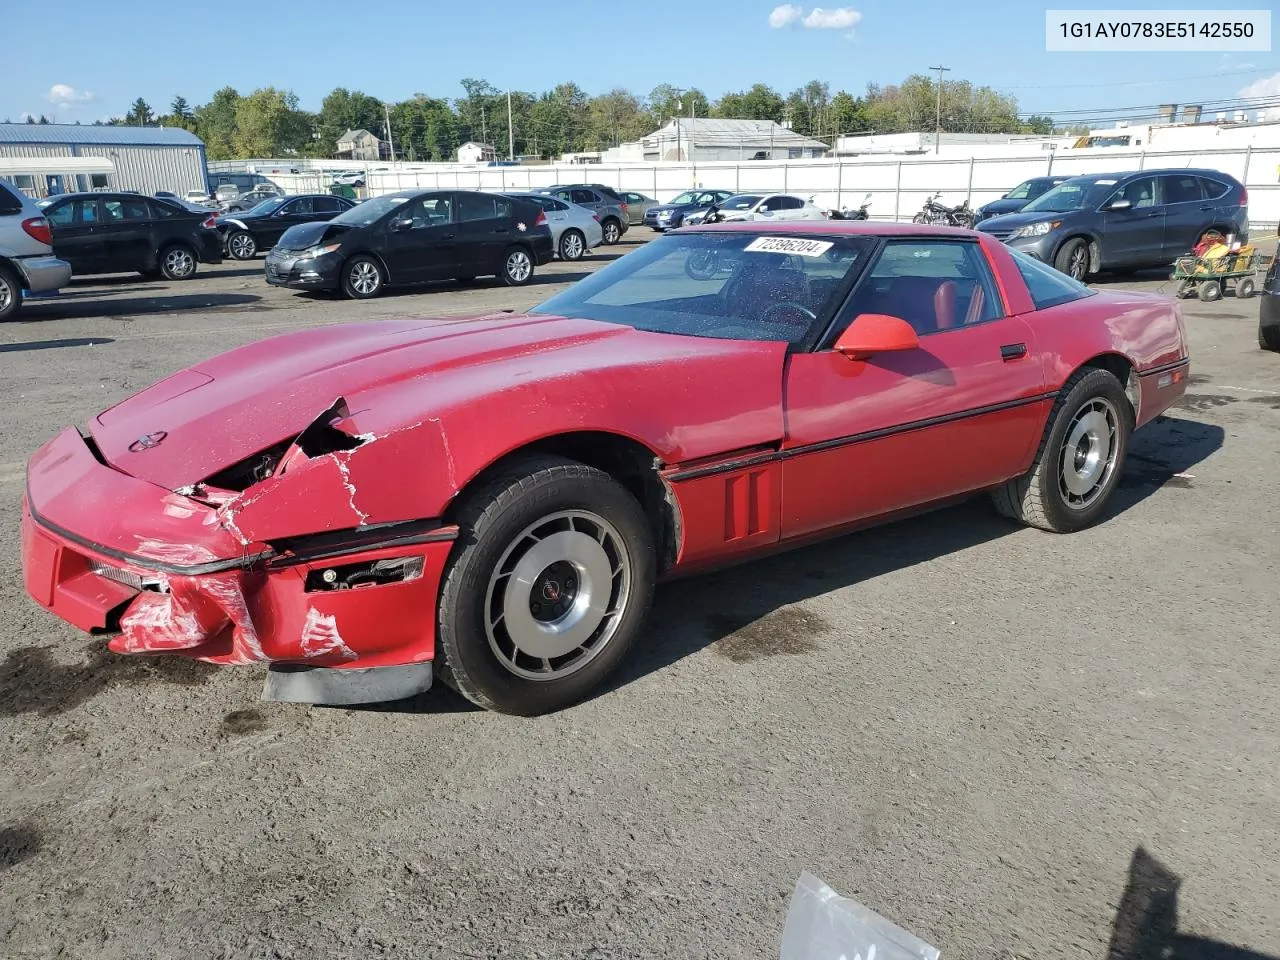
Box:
left=21, top=222, right=1189, bottom=714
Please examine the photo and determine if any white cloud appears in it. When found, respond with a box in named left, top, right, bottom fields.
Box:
left=801, top=6, right=861, bottom=29
left=46, top=84, right=97, bottom=107
left=1238, top=71, right=1280, bottom=120
left=769, top=4, right=802, bottom=27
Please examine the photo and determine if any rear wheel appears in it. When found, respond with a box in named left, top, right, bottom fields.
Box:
left=342, top=255, right=384, bottom=299
left=601, top=218, right=621, bottom=245
left=1236, top=277, right=1255, bottom=299
left=1054, top=238, right=1089, bottom=281
left=992, top=367, right=1132, bottom=533
left=159, top=244, right=197, bottom=280
left=227, top=230, right=257, bottom=260
left=500, top=246, right=534, bottom=286
left=0, top=264, right=21, bottom=322
left=559, top=228, right=586, bottom=261
left=435, top=455, right=656, bottom=715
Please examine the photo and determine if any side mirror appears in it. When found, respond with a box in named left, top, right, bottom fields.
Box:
left=391, top=218, right=413, bottom=231
left=1107, top=198, right=1132, bottom=212
left=834, top=314, right=920, bottom=361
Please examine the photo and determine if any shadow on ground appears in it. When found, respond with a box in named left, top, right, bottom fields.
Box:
left=0, top=337, right=114, bottom=353
left=14, top=293, right=264, bottom=322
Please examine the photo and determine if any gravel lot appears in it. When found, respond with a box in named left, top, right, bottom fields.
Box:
left=1, top=236, right=1277, bottom=960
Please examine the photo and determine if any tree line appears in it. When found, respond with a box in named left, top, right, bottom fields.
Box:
left=39, top=76, right=1057, bottom=161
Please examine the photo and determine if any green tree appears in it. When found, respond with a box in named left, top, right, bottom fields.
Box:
left=316, top=88, right=385, bottom=156
left=126, top=98, right=154, bottom=126
left=171, top=95, right=192, bottom=119
left=829, top=90, right=869, bottom=135
left=647, top=84, right=710, bottom=127
left=1021, top=115, right=1056, bottom=135
left=38, top=115, right=50, bottom=125
left=584, top=89, right=650, bottom=150
left=194, top=87, right=241, bottom=159
left=390, top=94, right=459, bottom=161
left=713, top=83, right=784, bottom=121
left=233, top=88, right=312, bottom=156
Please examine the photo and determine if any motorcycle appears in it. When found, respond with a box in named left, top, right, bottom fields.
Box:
left=826, top=193, right=871, bottom=221
left=912, top=192, right=975, bottom=228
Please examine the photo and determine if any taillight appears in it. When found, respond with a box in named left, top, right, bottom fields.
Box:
left=592, top=213, right=600, bottom=222
left=534, top=210, right=547, bottom=226
left=620, top=202, right=629, bottom=213
left=202, top=216, right=218, bottom=229
left=1239, top=187, right=1248, bottom=206
left=21, top=217, right=53, bottom=246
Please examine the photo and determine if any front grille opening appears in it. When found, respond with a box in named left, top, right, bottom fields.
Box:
left=304, top=556, right=424, bottom=593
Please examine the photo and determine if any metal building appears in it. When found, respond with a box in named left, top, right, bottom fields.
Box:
left=0, top=123, right=208, bottom=198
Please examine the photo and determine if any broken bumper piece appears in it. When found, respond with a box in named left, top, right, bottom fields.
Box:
left=21, top=427, right=457, bottom=686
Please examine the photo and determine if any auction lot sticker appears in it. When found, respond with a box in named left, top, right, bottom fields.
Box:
left=744, top=237, right=835, bottom=257
left=1046, top=9, right=1271, bottom=50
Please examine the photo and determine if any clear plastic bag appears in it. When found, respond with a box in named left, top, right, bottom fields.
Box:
left=779, top=871, right=941, bottom=960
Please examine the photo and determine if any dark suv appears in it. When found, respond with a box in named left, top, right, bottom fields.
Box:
left=975, top=169, right=1249, bottom=280
left=40, top=192, right=223, bottom=280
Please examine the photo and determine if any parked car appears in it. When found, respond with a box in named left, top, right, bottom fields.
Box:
left=40, top=192, right=222, bottom=280
left=643, top=189, right=735, bottom=231
left=500, top=191, right=602, bottom=261
left=20, top=222, right=1191, bottom=715
left=1260, top=242, right=1279, bottom=351
left=685, top=193, right=827, bottom=224
left=619, top=191, right=658, bottom=224
left=975, top=169, right=1249, bottom=280
left=217, top=194, right=356, bottom=260
left=333, top=171, right=366, bottom=187
left=184, top=188, right=215, bottom=205
left=222, top=187, right=282, bottom=213
left=0, top=177, right=71, bottom=322
left=264, top=189, right=554, bottom=298
left=973, top=177, right=1069, bottom=224
left=537, top=186, right=628, bottom=244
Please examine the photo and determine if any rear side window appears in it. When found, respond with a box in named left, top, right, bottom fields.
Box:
left=777, top=196, right=803, bottom=210
left=570, top=188, right=596, bottom=205
left=103, top=197, right=151, bottom=221
left=457, top=193, right=512, bottom=222
left=75, top=200, right=100, bottom=223
left=150, top=200, right=177, bottom=218
left=1161, top=175, right=1202, bottom=205
left=0, top=184, right=23, bottom=215
left=1199, top=177, right=1231, bottom=200
left=45, top=202, right=75, bottom=226
left=1010, top=248, right=1094, bottom=310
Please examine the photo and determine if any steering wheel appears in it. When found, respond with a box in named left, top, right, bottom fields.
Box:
left=761, top=301, right=817, bottom=328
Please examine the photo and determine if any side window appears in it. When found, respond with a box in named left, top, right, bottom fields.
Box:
left=104, top=198, right=150, bottom=221
left=1009, top=248, right=1093, bottom=310
left=149, top=200, right=176, bottom=218
left=457, top=193, right=507, bottom=222
left=758, top=196, right=778, bottom=212
left=45, top=202, right=74, bottom=226
left=289, top=197, right=315, bottom=215
left=1108, top=176, right=1157, bottom=209
left=398, top=195, right=453, bottom=228
left=1199, top=177, right=1230, bottom=201
left=89, top=174, right=109, bottom=190
left=312, top=197, right=338, bottom=213
left=835, top=240, right=1004, bottom=339
left=779, top=196, right=803, bottom=210
left=1160, top=175, right=1202, bottom=205
left=0, top=184, right=23, bottom=215
left=548, top=198, right=570, bottom=212
left=75, top=199, right=101, bottom=223
left=570, top=188, right=597, bottom=205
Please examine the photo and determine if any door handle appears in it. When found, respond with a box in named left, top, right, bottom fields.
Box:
left=492, top=228, right=509, bottom=234
left=1000, top=343, right=1028, bottom=361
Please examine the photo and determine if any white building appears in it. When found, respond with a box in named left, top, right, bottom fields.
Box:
left=457, top=141, right=497, bottom=163
left=832, top=131, right=1054, bottom=156
left=641, top=118, right=829, bottom=162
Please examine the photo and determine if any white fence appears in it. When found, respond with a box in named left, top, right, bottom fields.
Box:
left=251, top=145, right=1280, bottom=231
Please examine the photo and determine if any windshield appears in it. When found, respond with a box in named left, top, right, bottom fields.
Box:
left=670, top=192, right=698, bottom=204
left=1023, top=178, right=1116, bottom=213
left=529, top=231, right=872, bottom=344
left=720, top=195, right=761, bottom=210
left=1005, top=180, right=1039, bottom=200
left=332, top=194, right=410, bottom=226
left=245, top=197, right=288, bottom=216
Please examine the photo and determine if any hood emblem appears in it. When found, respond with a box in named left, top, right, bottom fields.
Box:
left=128, top=431, right=168, bottom=452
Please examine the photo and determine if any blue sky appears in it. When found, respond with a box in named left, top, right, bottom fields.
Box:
left=3, top=0, right=1277, bottom=127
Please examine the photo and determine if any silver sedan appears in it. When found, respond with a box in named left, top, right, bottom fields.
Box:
left=500, top=192, right=604, bottom=261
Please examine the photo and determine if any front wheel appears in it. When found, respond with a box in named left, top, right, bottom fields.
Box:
left=559, top=228, right=586, bottom=261
left=226, top=230, right=257, bottom=260
left=0, top=264, right=21, bottom=322
left=1054, top=238, right=1090, bottom=281
left=991, top=367, right=1132, bottom=533
left=912, top=213, right=928, bottom=224
left=1236, top=277, right=1255, bottom=299
left=435, top=456, right=657, bottom=715
left=159, top=244, right=197, bottom=280
left=342, top=255, right=384, bottom=299
left=500, top=246, right=534, bottom=286
left=601, top=218, right=621, bottom=245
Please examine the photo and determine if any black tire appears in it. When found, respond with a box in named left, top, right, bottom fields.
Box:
left=500, top=246, right=534, bottom=286
left=559, top=228, right=586, bottom=261
left=342, top=254, right=384, bottom=299
left=1260, top=324, right=1280, bottom=351
left=435, top=455, right=657, bottom=715
left=1236, top=277, right=1255, bottom=299
left=601, top=218, right=621, bottom=245
left=0, top=263, right=22, bottom=322
left=1174, top=279, right=1196, bottom=299
left=226, top=230, right=257, bottom=260
left=158, top=243, right=197, bottom=281
left=1198, top=280, right=1221, bottom=303
left=991, top=367, right=1133, bottom=533
left=911, top=213, right=928, bottom=224
left=1054, top=238, right=1090, bottom=281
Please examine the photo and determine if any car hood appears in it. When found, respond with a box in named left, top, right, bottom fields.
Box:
left=976, top=209, right=1080, bottom=232
left=274, top=221, right=354, bottom=250
left=649, top=203, right=696, bottom=214
left=978, top=198, right=1027, bottom=218
left=88, top=313, right=788, bottom=491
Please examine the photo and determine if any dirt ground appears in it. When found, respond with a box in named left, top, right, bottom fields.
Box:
left=1, top=237, right=1277, bottom=960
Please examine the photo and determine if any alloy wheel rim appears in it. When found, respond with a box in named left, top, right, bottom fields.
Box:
left=507, top=251, right=532, bottom=282
left=1058, top=397, right=1120, bottom=510
left=230, top=233, right=255, bottom=258
left=166, top=249, right=194, bottom=277
left=0, top=278, right=11, bottom=313
left=1069, top=246, right=1087, bottom=279
left=563, top=233, right=583, bottom=259
left=351, top=261, right=379, bottom=294
left=605, top=223, right=619, bottom=243
left=484, top=510, right=632, bottom=681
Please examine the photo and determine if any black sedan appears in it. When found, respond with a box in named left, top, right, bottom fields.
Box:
left=642, top=190, right=735, bottom=231
left=217, top=194, right=356, bottom=260
left=264, top=189, right=555, bottom=299
left=40, top=192, right=222, bottom=280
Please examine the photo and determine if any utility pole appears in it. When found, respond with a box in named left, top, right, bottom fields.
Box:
left=929, top=65, right=950, bottom=154
left=384, top=103, right=396, bottom=162
left=507, top=90, right=514, bottom=161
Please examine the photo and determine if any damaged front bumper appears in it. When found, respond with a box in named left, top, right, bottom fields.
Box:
left=21, top=426, right=457, bottom=694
